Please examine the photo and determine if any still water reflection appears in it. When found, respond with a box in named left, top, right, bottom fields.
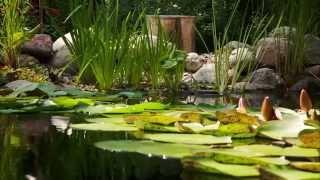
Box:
left=0, top=93, right=319, bottom=180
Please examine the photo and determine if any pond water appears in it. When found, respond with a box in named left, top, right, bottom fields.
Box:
left=1, top=92, right=319, bottom=180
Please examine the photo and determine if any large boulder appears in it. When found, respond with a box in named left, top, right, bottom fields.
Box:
left=289, top=76, right=320, bottom=92
left=229, top=48, right=254, bottom=68
left=21, top=34, right=53, bottom=63
left=224, top=41, right=251, bottom=50
left=234, top=68, right=285, bottom=91
left=269, top=26, right=296, bottom=38
left=256, top=37, right=289, bottom=68
left=304, top=34, right=320, bottom=66
left=185, top=52, right=203, bottom=73
left=304, top=65, right=320, bottom=79
left=19, top=54, right=40, bottom=67
left=192, top=63, right=215, bottom=83
left=51, top=33, right=77, bottom=74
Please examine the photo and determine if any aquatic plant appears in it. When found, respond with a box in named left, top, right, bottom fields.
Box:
left=65, top=0, right=185, bottom=92
left=0, top=0, right=35, bottom=68
left=211, top=0, right=273, bottom=94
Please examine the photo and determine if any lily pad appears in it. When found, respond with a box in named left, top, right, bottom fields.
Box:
left=290, top=162, right=320, bottom=172
left=258, top=111, right=314, bottom=140
left=71, top=122, right=138, bottom=132
left=52, top=97, right=95, bottom=108
left=142, top=133, right=232, bottom=145
left=298, top=129, right=320, bottom=149
left=78, top=104, right=144, bottom=114
left=135, top=120, right=180, bottom=133
left=94, top=140, right=210, bottom=159
left=260, top=166, right=320, bottom=180
left=133, top=102, right=167, bottom=110
left=182, top=157, right=259, bottom=177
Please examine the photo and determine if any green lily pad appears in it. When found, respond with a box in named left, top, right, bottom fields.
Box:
left=142, top=133, right=232, bottom=145
left=298, top=129, right=320, bottom=149
left=133, top=102, right=167, bottom=110
left=178, top=122, right=220, bottom=134
left=182, top=157, right=259, bottom=177
left=71, top=122, right=138, bottom=132
left=258, top=111, right=314, bottom=140
left=260, top=166, right=320, bottom=180
left=94, top=140, right=210, bottom=159
left=290, top=162, right=320, bottom=172
left=135, top=120, right=180, bottom=133
left=52, top=97, right=95, bottom=108
left=78, top=104, right=144, bottom=114
left=227, top=145, right=320, bottom=158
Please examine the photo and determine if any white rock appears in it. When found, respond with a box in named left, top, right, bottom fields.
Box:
left=185, top=52, right=203, bottom=73
left=229, top=48, right=254, bottom=67
left=51, top=33, right=74, bottom=71
left=193, top=63, right=215, bottom=83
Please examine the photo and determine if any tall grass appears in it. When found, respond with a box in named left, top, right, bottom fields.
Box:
left=273, top=0, right=320, bottom=82
left=211, top=0, right=273, bottom=94
left=0, top=0, right=30, bottom=68
left=65, top=0, right=185, bottom=92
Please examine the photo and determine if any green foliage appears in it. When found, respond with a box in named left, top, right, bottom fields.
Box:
left=0, top=0, right=31, bottom=67
left=65, top=0, right=185, bottom=92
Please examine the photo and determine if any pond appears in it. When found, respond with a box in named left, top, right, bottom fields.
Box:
left=0, top=92, right=319, bottom=180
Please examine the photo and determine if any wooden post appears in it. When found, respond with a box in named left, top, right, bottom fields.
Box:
left=147, top=15, right=196, bottom=52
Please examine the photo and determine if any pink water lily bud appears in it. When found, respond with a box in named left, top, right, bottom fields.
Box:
left=261, top=96, right=278, bottom=121
left=236, top=97, right=247, bottom=114
left=300, top=89, right=313, bottom=112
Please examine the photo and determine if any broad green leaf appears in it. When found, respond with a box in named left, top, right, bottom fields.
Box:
left=135, top=120, right=180, bottom=133
left=71, top=123, right=138, bottom=132
left=133, top=102, right=167, bottom=110
left=94, top=140, right=210, bottom=159
left=213, top=123, right=256, bottom=138
left=258, top=111, right=314, bottom=140
left=179, top=122, right=220, bottom=134
left=260, top=166, right=320, bottom=180
left=182, top=157, right=259, bottom=177
left=142, top=133, right=232, bottom=145
left=290, top=162, right=320, bottom=172
left=79, top=104, right=144, bottom=114
left=298, top=129, right=320, bottom=149
left=52, top=97, right=95, bottom=108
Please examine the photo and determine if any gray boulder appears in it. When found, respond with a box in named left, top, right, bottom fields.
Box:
left=193, top=64, right=215, bottom=83
left=256, top=37, right=289, bottom=68
left=185, top=52, right=203, bottom=73
left=234, top=68, right=284, bottom=91
left=289, top=76, right=320, bottom=92
left=51, top=33, right=77, bottom=74
left=19, top=54, right=40, bottom=67
left=269, top=26, right=296, bottom=38
left=21, top=34, right=53, bottom=63
left=224, top=41, right=251, bottom=50
left=304, top=65, right=320, bottom=78
left=229, top=48, right=255, bottom=68
left=304, top=34, right=320, bottom=66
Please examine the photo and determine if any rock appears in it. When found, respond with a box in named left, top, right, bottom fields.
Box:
left=185, top=52, right=203, bottom=73
left=304, top=65, right=320, bottom=78
left=289, top=76, right=320, bottom=92
left=193, top=63, right=215, bottom=83
left=234, top=68, right=285, bottom=91
left=229, top=48, right=254, bottom=68
left=19, top=54, right=40, bottom=67
left=256, top=37, right=289, bottom=68
left=21, top=34, right=53, bottom=62
left=199, top=53, right=214, bottom=64
left=5, top=80, right=34, bottom=90
left=51, top=33, right=77, bottom=74
left=269, top=26, right=296, bottom=38
left=224, top=41, right=251, bottom=50
left=304, top=34, right=320, bottom=66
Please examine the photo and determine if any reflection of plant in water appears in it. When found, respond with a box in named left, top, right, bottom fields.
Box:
left=0, top=122, right=23, bottom=180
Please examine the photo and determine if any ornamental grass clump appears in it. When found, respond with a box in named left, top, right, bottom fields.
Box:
left=65, top=0, right=185, bottom=92
left=0, top=0, right=30, bottom=68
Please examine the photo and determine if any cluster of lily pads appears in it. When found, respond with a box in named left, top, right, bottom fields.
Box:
left=71, top=90, right=319, bottom=179
left=0, top=81, right=319, bottom=179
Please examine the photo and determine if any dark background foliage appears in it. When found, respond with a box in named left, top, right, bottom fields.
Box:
left=23, top=0, right=320, bottom=52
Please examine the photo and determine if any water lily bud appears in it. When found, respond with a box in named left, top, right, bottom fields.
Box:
left=261, top=96, right=277, bottom=121
left=236, top=97, right=247, bottom=114
left=300, top=89, right=313, bottom=112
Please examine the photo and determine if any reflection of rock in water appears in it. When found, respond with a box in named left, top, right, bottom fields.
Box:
left=51, top=116, right=72, bottom=135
